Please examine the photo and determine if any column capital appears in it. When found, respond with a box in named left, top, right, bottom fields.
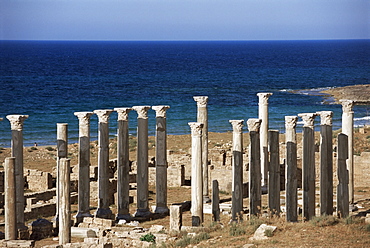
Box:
left=74, top=112, right=94, bottom=126
left=247, top=118, right=262, bottom=132
left=316, top=111, right=333, bottom=126
left=188, top=122, right=204, bottom=136
left=193, top=96, right=208, bottom=107
left=229, top=120, right=244, bottom=133
left=114, top=108, right=132, bottom=121
left=285, top=116, right=298, bottom=129
left=152, top=105, right=170, bottom=118
left=340, top=99, right=354, bottom=113
left=132, top=106, right=151, bottom=119
left=257, top=93, right=273, bottom=105
left=298, top=113, right=318, bottom=128
left=6, top=115, right=29, bottom=131
left=94, top=109, right=113, bottom=123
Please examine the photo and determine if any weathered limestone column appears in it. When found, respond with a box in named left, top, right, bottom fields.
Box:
left=4, top=157, right=17, bottom=240
left=193, top=96, right=210, bottom=203
left=298, top=113, right=317, bottom=221
left=74, top=112, right=94, bottom=224
left=317, top=111, right=333, bottom=216
left=212, top=180, right=220, bottom=222
left=340, top=100, right=354, bottom=204
left=133, top=106, right=151, bottom=217
left=285, top=116, right=298, bottom=222
left=337, top=133, right=349, bottom=218
left=6, top=114, right=29, bottom=237
left=257, top=93, right=273, bottom=188
left=59, top=158, right=71, bottom=245
left=152, top=105, right=170, bottom=215
left=188, top=122, right=204, bottom=226
left=55, top=123, right=68, bottom=225
left=94, top=109, right=114, bottom=219
left=114, top=108, right=132, bottom=220
left=229, top=120, right=244, bottom=221
left=247, top=118, right=262, bottom=216
left=268, top=130, right=280, bottom=216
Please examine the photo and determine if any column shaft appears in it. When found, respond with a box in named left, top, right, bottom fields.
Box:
left=257, top=93, right=273, bottom=187
left=74, top=112, right=94, bottom=223
left=337, top=133, right=349, bottom=218
left=94, top=110, right=113, bottom=219
left=4, top=157, right=17, bottom=240
left=189, top=122, right=204, bottom=226
left=247, top=119, right=262, bottom=216
left=230, top=120, right=244, bottom=221
left=59, top=158, right=71, bottom=245
left=55, top=123, right=68, bottom=225
left=193, top=96, right=210, bottom=202
left=340, top=100, right=354, bottom=204
left=212, top=180, right=220, bottom=222
left=133, top=106, right=151, bottom=217
left=6, top=115, right=29, bottom=237
left=153, top=106, right=170, bottom=214
left=285, top=116, right=298, bottom=222
left=318, top=111, right=333, bottom=216
left=268, top=130, right=280, bottom=216
left=299, top=113, right=317, bottom=221
left=114, top=108, right=132, bottom=220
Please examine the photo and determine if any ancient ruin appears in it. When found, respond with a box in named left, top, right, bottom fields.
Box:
left=0, top=93, right=368, bottom=247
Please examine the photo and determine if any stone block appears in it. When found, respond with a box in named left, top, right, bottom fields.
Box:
left=170, top=205, right=182, bottom=233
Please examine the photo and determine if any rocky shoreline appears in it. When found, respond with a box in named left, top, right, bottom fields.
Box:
left=319, top=84, right=370, bottom=104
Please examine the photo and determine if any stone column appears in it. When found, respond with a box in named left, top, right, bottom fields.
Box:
left=188, top=122, right=204, bottom=226
left=4, top=157, right=17, bottom=240
left=285, top=116, right=298, bottom=222
left=59, top=158, right=71, bottom=245
left=257, top=93, right=273, bottom=188
left=193, top=96, right=210, bottom=203
left=114, top=108, right=132, bottom=220
left=268, top=130, right=280, bottom=216
left=152, top=105, right=170, bottom=215
left=212, top=180, right=220, bottom=222
left=6, top=114, right=29, bottom=237
left=298, top=113, right=317, bottom=221
left=94, top=109, right=114, bottom=219
left=74, top=112, right=94, bottom=224
left=229, top=120, right=244, bottom=221
left=317, top=111, right=333, bottom=216
left=247, top=118, right=262, bottom=216
left=340, top=100, right=354, bottom=204
left=132, top=106, right=151, bottom=217
left=337, top=133, right=349, bottom=218
left=55, top=123, right=68, bottom=225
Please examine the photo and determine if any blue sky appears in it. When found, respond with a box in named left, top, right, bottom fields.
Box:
left=1, top=0, right=369, bottom=40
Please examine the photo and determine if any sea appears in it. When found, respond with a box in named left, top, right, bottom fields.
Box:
left=0, top=40, right=369, bottom=147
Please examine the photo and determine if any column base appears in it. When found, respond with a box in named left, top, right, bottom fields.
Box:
left=134, top=208, right=152, bottom=218
left=94, top=208, right=113, bottom=219
left=154, top=206, right=170, bottom=215
left=203, top=196, right=211, bottom=203
left=116, top=213, right=132, bottom=221
left=74, top=212, right=93, bottom=225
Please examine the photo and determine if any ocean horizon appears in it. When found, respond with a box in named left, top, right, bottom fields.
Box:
left=1, top=40, right=369, bottom=147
